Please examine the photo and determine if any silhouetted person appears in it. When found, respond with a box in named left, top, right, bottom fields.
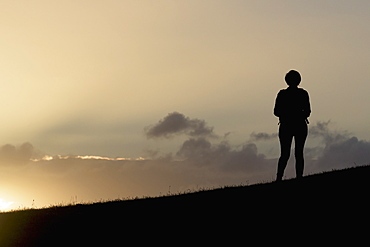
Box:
left=274, top=70, right=311, bottom=181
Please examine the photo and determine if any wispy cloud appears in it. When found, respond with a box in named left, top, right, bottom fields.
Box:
left=31, top=155, right=145, bottom=162
left=250, top=132, right=278, bottom=141
left=309, top=120, right=350, bottom=146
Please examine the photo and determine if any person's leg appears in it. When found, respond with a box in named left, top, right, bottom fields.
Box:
left=277, top=124, right=293, bottom=181
left=294, top=123, right=308, bottom=179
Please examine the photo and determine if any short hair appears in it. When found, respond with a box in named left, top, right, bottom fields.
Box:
left=285, top=70, right=301, bottom=86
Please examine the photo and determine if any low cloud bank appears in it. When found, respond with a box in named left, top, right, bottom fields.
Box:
left=1, top=114, right=370, bottom=209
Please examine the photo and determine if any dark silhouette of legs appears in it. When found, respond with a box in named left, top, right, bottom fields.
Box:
left=276, top=123, right=307, bottom=181
left=277, top=125, right=293, bottom=181
left=294, top=126, right=307, bottom=178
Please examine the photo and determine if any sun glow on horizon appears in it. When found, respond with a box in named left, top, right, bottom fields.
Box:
left=31, top=155, right=146, bottom=162
left=0, top=198, right=14, bottom=211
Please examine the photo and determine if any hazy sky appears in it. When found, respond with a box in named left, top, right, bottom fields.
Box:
left=0, top=1, right=370, bottom=210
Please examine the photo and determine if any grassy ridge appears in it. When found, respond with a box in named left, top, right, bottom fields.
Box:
left=1, top=165, right=369, bottom=246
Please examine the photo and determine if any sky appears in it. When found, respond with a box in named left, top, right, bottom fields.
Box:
left=0, top=0, right=370, bottom=210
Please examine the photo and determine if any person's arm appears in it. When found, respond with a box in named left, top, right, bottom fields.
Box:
left=274, top=91, right=283, bottom=118
left=303, top=91, right=311, bottom=119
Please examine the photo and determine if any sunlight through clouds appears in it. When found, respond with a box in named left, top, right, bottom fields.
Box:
left=31, top=155, right=145, bottom=162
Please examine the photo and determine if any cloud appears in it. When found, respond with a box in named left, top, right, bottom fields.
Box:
left=316, top=137, right=370, bottom=169
left=145, top=113, right=370, bottom=177
left=3, top=115, right=370, bottom=210
left=250, top=132, right=278, bottom=141
left=278, top=120, right=369, bottom=173
left=176, top=137, right=212, bottom=161
left=145, top=112, right=216, bottom=139
left=175, top=137, right=270, bottom=172
left=6, top=113, right=276, bottom=208
left=171, top=119, right=370, bottom=176
left=0, top=142, right=39, bottom=165
left=309, top=120, right=350, bottom=146
left=21, top=145, right=273, bottom=207
left=142, top=112, right=273, bottom=174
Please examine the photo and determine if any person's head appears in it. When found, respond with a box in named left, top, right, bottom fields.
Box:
left=285, top=70, right=301, bottom=87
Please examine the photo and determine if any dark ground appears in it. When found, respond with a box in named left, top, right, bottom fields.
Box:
left=1, top=165, right=369, bottom=246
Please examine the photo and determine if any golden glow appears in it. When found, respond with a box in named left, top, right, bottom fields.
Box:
left=0, top=198, right=14, bottom=211
left=0, top=1, right=369, bottom=210
left=31, top=155, right=145, bottom=162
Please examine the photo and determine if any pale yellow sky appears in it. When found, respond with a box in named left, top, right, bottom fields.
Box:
left=0, top=1, right=369, bottom=157
left=0, top=1, right=370, bottom=210
left=1, top=1, right=369, bottom=157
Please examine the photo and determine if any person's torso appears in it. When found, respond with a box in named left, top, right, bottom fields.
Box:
left=278, top=87, right=308, bottom=123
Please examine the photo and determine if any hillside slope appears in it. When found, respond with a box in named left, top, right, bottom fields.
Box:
left=1, top=165, right=369, bottom=246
